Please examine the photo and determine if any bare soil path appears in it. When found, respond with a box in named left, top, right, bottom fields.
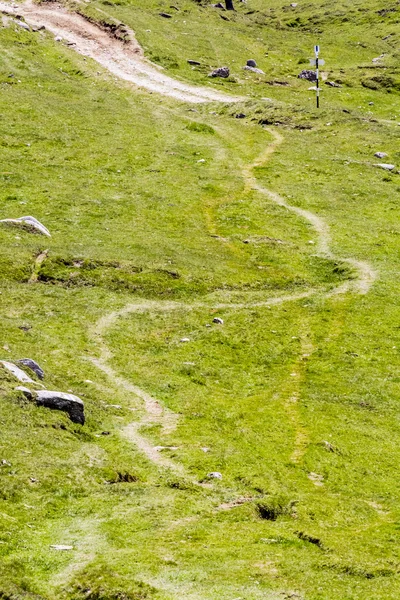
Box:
left=2, top=0, right=376, bottom=480
left=0, top=0, right=241, bottom=103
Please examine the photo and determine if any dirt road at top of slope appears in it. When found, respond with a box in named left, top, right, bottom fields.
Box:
left=0, top=0, right=241, bottom=103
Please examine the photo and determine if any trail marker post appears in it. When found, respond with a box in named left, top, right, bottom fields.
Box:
left=315, top=45, right=320, bottom=108
left=309, top=45, right=324, bottom=108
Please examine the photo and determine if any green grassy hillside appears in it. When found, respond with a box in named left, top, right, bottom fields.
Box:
left=1, top=1, right=400, bottom=599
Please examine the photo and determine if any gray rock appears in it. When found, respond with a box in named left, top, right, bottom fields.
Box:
left=50, top=545, right=74, bottom=551
left=213, top=317, right=224, bottom=325
left=325, top=80, right=341, bottom=88
left=212, top=2, right=225, bottom=8
left=35, top=391, right=85, bottom=425
left=235, top=113, right=246, bottom=118
left=209, top=67, right=230, bottom=78
left=187, top=59, right=201, bottom=66
left=16, top=358, right=44, bottom=380
left=374, top=152, right=388, bottom=159
left=180, top=337, right=190, bottom=343
left=298, top=69, right=317, bottom=82
left=247, top=59, right=257, bottom=68
left=207, top=472, right=222, bottom=480
left=159, top=12, right=172, bottom=18
left=16, top=20, right=30, bottom=31
left=15, top=386, right=33, bottom=400
left=374, top=163, right=395, bottom=171
left=0, top=216, right=51, bottom=236
left=1, top=361, right=35, bottom=383
left=244, top=65, right=265, bottom=74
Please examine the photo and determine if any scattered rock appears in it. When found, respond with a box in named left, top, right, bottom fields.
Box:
left=187, top=59, right=201, bottom=66
left=0, top=216, right=50, bottom=236
left=298, top=70, right=317, bottom=82
left=246, top=59, right=257, bottom=68
left=180, top=338, right=190, bottom=343
left=16, top=20, right=30, bottom=31
left=1, top=459, right=11, bottom=466
left=209, top=66, right=230, bottom=78
left=154, top=446, right=179, bottom=452
left=244, top=65, right=265, bottom=74
left=1, top=361, right=35, bottom=384
left=50, top=545, right=73, bottom=551
left=372, top=54, right=384, bottom=63
left=201, top=447, right=210, bottom=453
left=207, top=471, right=222, bottom=480
left=54, top=35, right=63, bottom=42
left=374, top=163, right=395, bottom=171
left=16, top=358, right=44, bottom=380
left=159, top=12, right=172, bottom=18
left=291, top=2, right=298, bottom=6
left=212, top=2, right=225, bottom=8
left=35, top=390, right=85, bottom=425
left=322, top=440, right=336, bottom=452
left=374, top=152, right=388, bottom=159
left=15, top=386, right=33, bottom=400
left=325, top=80, right=341, bottom=88
left=32, top=24, right=45, bottom=32
left=213, top=317, right=224, bottom=325
left=235, top=113, right=246, bottom=118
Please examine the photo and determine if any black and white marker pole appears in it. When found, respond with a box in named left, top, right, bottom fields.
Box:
left=315, top=45, right=320, bottom=108
left=310, top=45, right=324, bottom=108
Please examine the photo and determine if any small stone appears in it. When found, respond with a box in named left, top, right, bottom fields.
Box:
left=374, top=152, right=388, bottom=159
left=325, top=81, right=341, bottom=88
left=323, top=440, right=335, bottom=452
left=0, top=216, right=50, bottom=236
left=207, top=472, right=222, bottom=480
left=212, top=2, right=225, bottom=8
left=50, top=545, right=73, bottom=551
left=187, top=59, right=201, bottom=66
left=291, top=2, right=298, bottom=6
left=16, top=20, right=30, bottom=31
left=197, top=159, right=205, bottom=163
left=369, top=102, right=374, bottom=106
left=374, top=163, right=395, bottom=171
left=1, top=459, right=11, bottom=466
left=35, top=391, right=85, bottom=425
left=1, top=361, right=35, bottom=384
left=180, top=338, right=190, bottom=343
left=298, top=69, right=317, bottom=82
left=15, top=386, right=33, bottom=400
left=201, top=447, right=210, bottom=453
left=209, top=67, right=230, bottom=79
left=213, top=317, right=224, bottom=325
left=246, top=59, right=257, bottom=68
left=235, top=113, right=246, bottom=119
left=159, top=12, right=172, bottom=18
left=54, top=35, right=63, bottom=42
left=243, top=65, right=265, bottom=74
left=16, top=358, right=44, bottom=380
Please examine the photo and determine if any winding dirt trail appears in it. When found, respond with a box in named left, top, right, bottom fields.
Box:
left=3, top=0, right=376, bottom=475
left=88, top=128, right=376, bottom=474
left=0, top=0, right=241, bottom=103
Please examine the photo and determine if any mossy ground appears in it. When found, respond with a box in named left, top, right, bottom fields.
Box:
left=1, top=1, right=400, bottom=599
